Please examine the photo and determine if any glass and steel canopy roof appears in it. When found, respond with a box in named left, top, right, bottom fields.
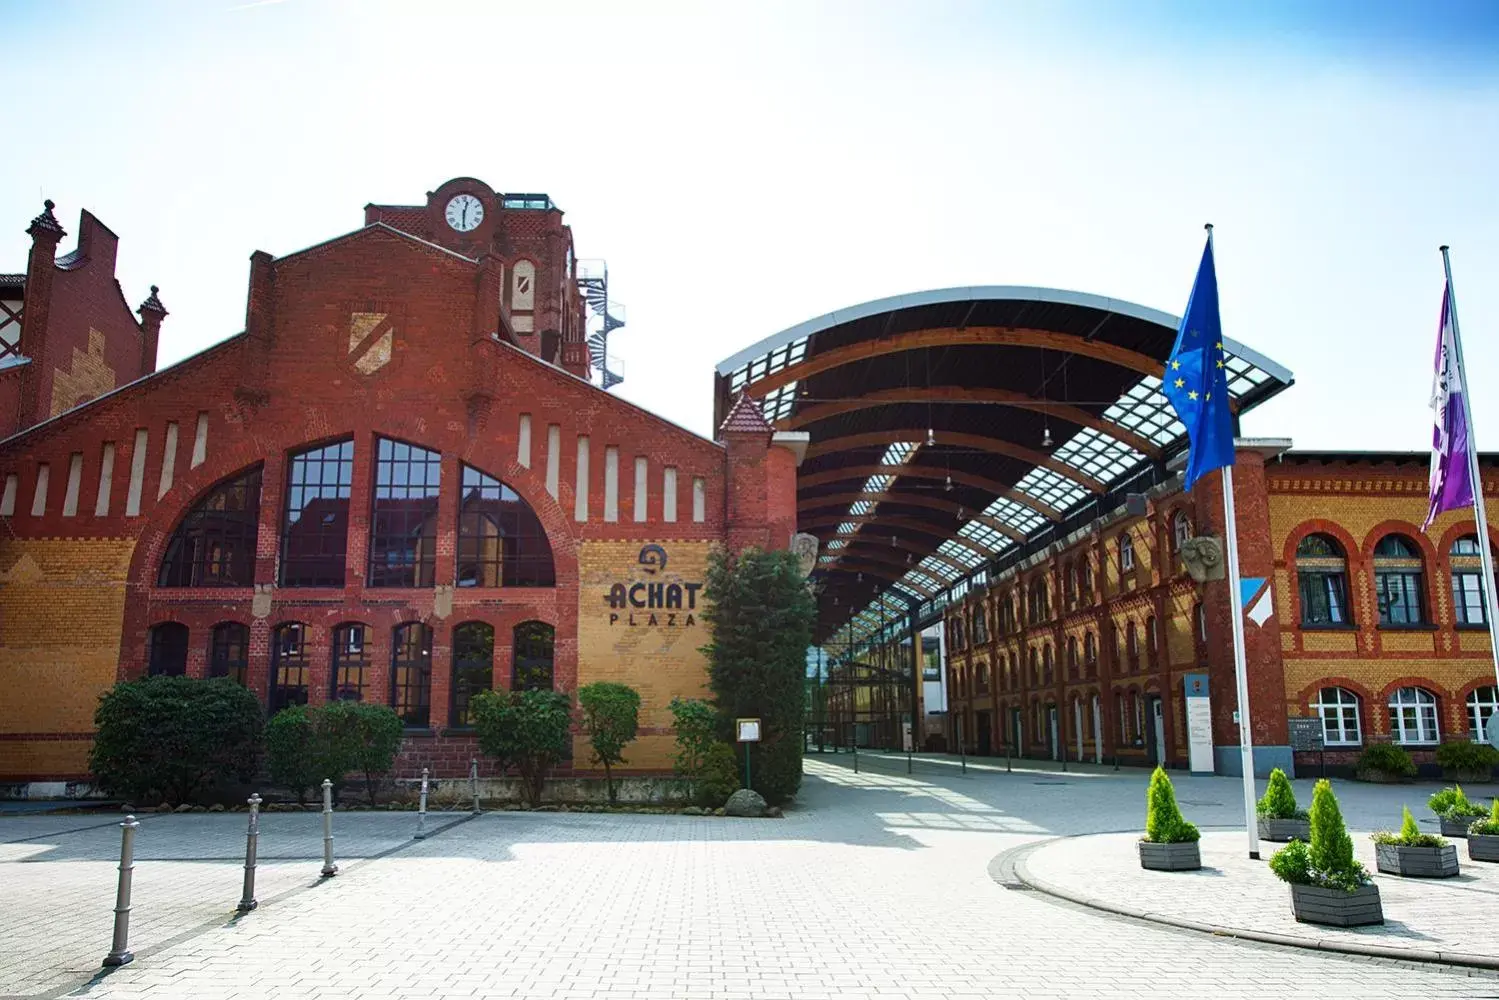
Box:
left=714, top=286, right=1292, bottom=646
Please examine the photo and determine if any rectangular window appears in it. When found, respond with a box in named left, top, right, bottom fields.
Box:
left=62, top=453, right=83, bottom=517
left=30, top=463, right=49, bottom=516
left=1376, top=572, right=1424, bottom=626
left=574, top=435, right=590, bottom=522
left=210, top=623, right=249, bottom=686
left=332, top=624, right=369, bottom=701
left=392, top=623, right=433, bottom=728
left=95, top=443, right=115, bottom=516
left=369, top=438, right=441, bottom=588
left=603, top=445, right=619, bottom=522
left=270, top=624, right=309, bottom=715
left=663, top=467, right=678, bottom=522
left=126, top=428, right=148, bottom=516
left=1453, top=572, right=1487, bottom=626
left=281, top=440, right=354, bottom=587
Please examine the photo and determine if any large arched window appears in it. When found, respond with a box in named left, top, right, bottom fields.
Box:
left=270, top=623, right=309, bottom=714
left=331, top=623, right=369, bottom=701
left=281, top=440, right=354, bottom=587
left=370, top=439, right=441, bottom=588
left=1374, top=534, right=1426, bottom=626
left=451, top=622, right=495, bottom=727
left=1467, top=686, right=1498, bottom=743
left=1450, top=536, right=1491, bottom=626
left=513, top=621, right=555, bottom=691
left=1388, top=686, right=1439, bottom=745
left=457, top=465, right=556, bottom=588
left=1296, top=533, right=1349, bottom=626
left=159, top=468, right=262, bottom=587
left=209, top=622, right=248, bottom=685
left=391, top=623, right=433, bottom=727
left=147, top=622, right=189, bottom=676
left=1311, top=686, right=1361, bottom=746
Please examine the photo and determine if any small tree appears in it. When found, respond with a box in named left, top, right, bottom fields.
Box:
left=323, top=701, right=404, bottom=805
left=577, top=682, right=640, bottom=804
left=90, top=676, right=263, bottom=806
left=1256, top=767, right=1303, bottom=819
left=670, top=697, right=719, bottom=787
left=472, top=688, right=573, bottom=807
left=1144, top=766, right=1199, bottom=844
left=1308, top=777, right=1356, bottom=875
left=265, top=706, right=320, bottom=804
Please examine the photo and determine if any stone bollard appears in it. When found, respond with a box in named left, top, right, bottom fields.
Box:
left=470, top=758, right=481, bottom=816
left=101, top=815, right=139, bottom=967
left=414, top=767, right=430, bottom=840
left=320, top=779, right=338, bottom=878
left=237, top=794, right=261, bottom=912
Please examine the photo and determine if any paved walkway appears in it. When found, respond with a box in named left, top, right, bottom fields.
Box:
left=2, top=759, right=1497, bottom=999
left=1018, top=829, right=1499, bottom=966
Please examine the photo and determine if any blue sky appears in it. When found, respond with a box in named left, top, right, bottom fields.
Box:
left=3, top=0, right=1498, bottom=449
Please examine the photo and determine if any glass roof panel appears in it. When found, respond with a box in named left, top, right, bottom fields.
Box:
left=1015, top=466, right=1090, bottom=511
left=1051, top=426, right=1145, bottom=482
left=981, top=495, right=1047, bottom=535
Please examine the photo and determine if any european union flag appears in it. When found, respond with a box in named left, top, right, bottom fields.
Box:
left=1162, top=234, right=1235, bottom=491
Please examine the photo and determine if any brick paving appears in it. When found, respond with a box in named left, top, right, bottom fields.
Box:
left=3, top=759, right=1497, bottom=999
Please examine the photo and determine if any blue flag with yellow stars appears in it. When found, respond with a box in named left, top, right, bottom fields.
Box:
left=1162, top=234, right=1235, bottom=491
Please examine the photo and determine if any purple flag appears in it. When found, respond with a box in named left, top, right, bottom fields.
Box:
left=1424, top=282, right=1474, bottom=528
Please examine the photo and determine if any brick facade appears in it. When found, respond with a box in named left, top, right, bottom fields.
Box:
left=942, top=445, right=1499, bottom=778
left=0, top=179, right=799, bottom=783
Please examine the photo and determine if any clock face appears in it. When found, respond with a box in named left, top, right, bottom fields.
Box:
left=445, top=194, right=484, bottom=232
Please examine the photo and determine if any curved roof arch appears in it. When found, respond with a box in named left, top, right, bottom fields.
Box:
left=715, top=284, right=1292, bottom=643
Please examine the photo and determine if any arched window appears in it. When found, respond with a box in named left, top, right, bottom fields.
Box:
left=1079, top=560, right=1092, bottom=598
left=1388, top=686, right=1439, bottom=745
left=1117, top=693, right=1129, bottom=740
left=451, top=622, right=494, bottom=726
left=1133, top=693, right=1145, bottom=743
left=1066, top=636, right=1079, bottom=680
left=1084, top=632, right=1097, bottom=676
left=391, top=623, right=433, bottom=727
left=370, top=439, right=442, bottom=588
left=280, top=439, right=354, bottom=587
left=1042, top=644, right=1053, bottom=684
left=209, top=623, right=248, bottom=685
left=1467, top=686, right=1498, bottom=743
left=975, top=660, right=989, bottom=694
left=1028, top=647, right=1039, bottom=686
left=1146, top=616, right=1158, bottom=657
left=147, top=622, right=188, bottom=676
left=1295, top=533, right=1349, bottom=626
left=972, top=605, right=989, bottom=645
left=513, top=620, right=555, bottom=691
left=1119, top=533, right=1135, bottom=572
left=331, top=623, right=369, bottom=701
left=1374, top=534, right=1426, bottom=626
left=1062, top=563, right=1075, bottom=608
left=1450, top=535, right=1490, bottom=626
left=158, top=467, right=262, bottom=587
left=270, top=623, right=309, bottom=714
left=1172, top=511, right=1191, bottom=551
left=1312, top=686, right=1361, bottom=746
left=457, top=465, right=556, bottom=588
left=1126, top=621, right=1139, bottom=668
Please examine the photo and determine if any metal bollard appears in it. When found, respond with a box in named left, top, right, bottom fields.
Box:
left=469, top=758, right=481, bottom=816
left=237, top=793, right=261, bottom=912
left=320, top=779, right=338, bottom=878
left=414, top=767, right=430, bottom=840
left=101, top=815, right=139, bottom=967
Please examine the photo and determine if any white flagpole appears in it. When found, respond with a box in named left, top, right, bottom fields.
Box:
left=1439, top=247, right=1499, bottom=702
left=1209, top=224, right=1260, bottom=860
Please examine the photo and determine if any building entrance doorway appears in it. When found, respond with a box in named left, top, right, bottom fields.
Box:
left=1047, top=705, right=1060, bottom=760
left=1146, top=694, right=1166, bottom=766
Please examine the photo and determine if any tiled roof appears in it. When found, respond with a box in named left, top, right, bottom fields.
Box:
left=27, top=200, right=64, bottom=237
left=718, top=392, right=773, bottom=436
left=0, top=274, right=24, bottom=287
left=138, top=284, right=167, bottom=315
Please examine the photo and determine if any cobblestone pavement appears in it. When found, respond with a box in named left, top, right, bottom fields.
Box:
left=5, top=759, right=1499, bottom=999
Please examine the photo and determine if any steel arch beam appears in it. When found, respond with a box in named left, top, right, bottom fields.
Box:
left=804, top=429, right=1106, bottom=493
left=797, top=464, right=1062, bottom=520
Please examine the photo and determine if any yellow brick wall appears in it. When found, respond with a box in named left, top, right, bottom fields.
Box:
left=0, top=538, right=135, bottom=779
left=574, top=540, right=713, bottom=770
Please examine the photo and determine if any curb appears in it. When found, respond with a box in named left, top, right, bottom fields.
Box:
left=995, top=835, right=1499, bottom=973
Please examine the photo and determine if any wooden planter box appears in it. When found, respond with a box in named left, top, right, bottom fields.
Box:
left=1257, top=816, right=1311, bottom=843
left=1374, top=842, right=1460, bottom=878
left=1288, top=882, right=1383, bottom=927
left=1439, top=815, right=1483, bottom=838
left=1469, top=833, right=1499, bottom=863
left=1138, top=840, right=1201, bottom=871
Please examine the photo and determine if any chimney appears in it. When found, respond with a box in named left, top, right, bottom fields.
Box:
left=17, top=200, right=66, bottom=425
left=75, top=209, right=119, bottom=276
left=137, top=285, right=167, bottom=375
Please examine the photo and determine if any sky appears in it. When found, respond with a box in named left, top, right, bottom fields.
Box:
left=3, top=0, right=1499, bottom=449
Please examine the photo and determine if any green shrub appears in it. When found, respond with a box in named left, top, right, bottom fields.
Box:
left=1434, top=740, right=1499, bottom=777
left=264, top=701, right=404, bottom=805
left=697, top=741, right=742, bottom=807
left=577, top=682, right=640, bottom=804
left=1371, top=805, right=1447, bottom=848
left=1469, top=798, right=1499, bottom=837
left=1143, top=767, right=1199, bottom=844
left=265, top=706, right=321, bottom=803
left=472, top=688, right=573, bottom=807
left=324, top=701, right=404, bottom=805
left=90, top=676, right=263, bottom=806
left=669, top=697, right=718, bottom=781
left=1428, top=784, right=1488, bottom=819
left=1256, top=767, right=1304, bottom=819
left=1270, top=778, right=1369, bottom=891
left=1355, top=743, right=1416, bottom=779
left=700, top=547, right=814, bottom=806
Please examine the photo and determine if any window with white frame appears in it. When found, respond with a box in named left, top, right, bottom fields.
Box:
left=1172, top=511, right=1191, bottom=551
left=1120, top=533, right=1135, bottom=572
left=1468, top=685, right=1498, bottom=743
left=1387, top=686, right=1439, bottom=745
left=1450, top=536, right=1490, bottom=626
left=1312, top=686, right=1362, bottom=746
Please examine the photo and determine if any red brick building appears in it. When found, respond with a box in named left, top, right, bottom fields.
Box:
left=0, top=178, right=803, bottom=788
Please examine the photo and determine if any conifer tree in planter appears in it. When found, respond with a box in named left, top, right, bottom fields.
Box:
left=1256, top=767, right=1310, bottom=842
left=1371, top=806, right=1460, bottom=878
left=1428, top=784, right=1490, bottom=838
left=1268, top=779, right=1380, bottom=926
left=1467, top=798, right=1499, bottom=863
left=1138, top=767, right=1201, bottom=871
